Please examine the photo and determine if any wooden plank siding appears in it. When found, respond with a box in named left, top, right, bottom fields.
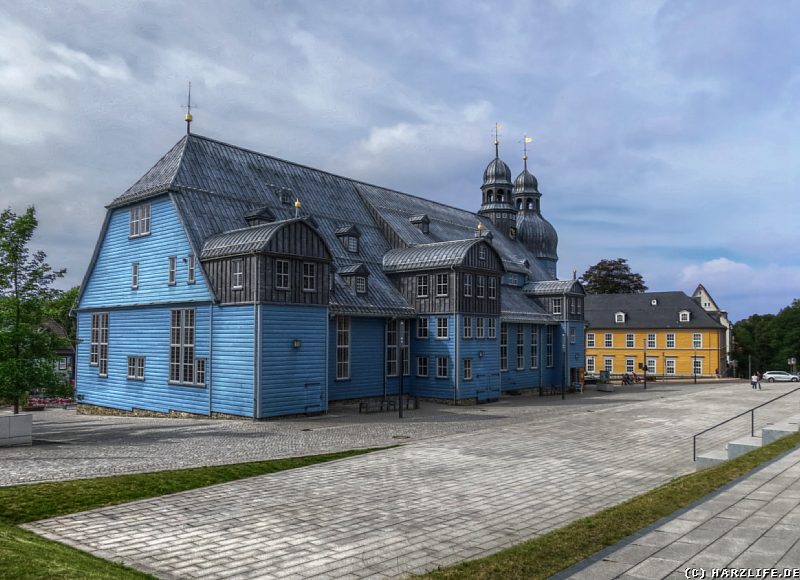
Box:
left=80, top=195, right=212, bottom=309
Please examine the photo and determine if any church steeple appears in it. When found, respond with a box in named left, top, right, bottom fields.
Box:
left=478, top=124, right=517, bottom=238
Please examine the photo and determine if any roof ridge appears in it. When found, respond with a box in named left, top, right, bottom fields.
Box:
left=167, top=135, right=190, bottom=191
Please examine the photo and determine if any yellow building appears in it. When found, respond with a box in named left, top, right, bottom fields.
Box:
left=584, top=291, right=726, bottom=379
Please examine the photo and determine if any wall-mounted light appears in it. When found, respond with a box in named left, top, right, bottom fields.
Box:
left=479, top=351, right=484, bottom=358
left=292, top=339, right=302, bottom=349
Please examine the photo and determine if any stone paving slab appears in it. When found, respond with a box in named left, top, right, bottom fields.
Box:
left=557, top=446, right=800, bottom=579
left=23, top=382, right=800, bottom=579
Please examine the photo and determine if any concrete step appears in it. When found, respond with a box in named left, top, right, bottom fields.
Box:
left=762, top=422, right=800, bottom=445
left=728, top=436, right=762, bottom=459
left=695, top=449, right=728, bottom=470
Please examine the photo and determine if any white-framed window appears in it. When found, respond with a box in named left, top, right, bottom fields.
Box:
left=476, top=317, right=485, bottom=339
left=586, top=357, right=595, bottom=373
left=586, top=333, right=595, bottom=348
left=463, top=358, right=472, bottom=380
left=647, top=333, right=656, bottom=349
left=127, top=356, right=145, bottom=380
left=570, top=298, right=576, bottom=315
left=509, top=274, right=518, bottom=285
left=615, top=312, right=625, bottom=323
left=436, top=317, right=448, bottom=339
left=131, top=262, right=139, bottom=289
left=479, top=246, right=487, bottom=261
left=129, top=203, right=151, bottom=238
left=336, top=317, right=350, bottom=380
left=693, top=333, right=702, bottom=348
left=417, top=317, right=429, bottom=339
left=436, top=273, right=448, bottom=296
left=303, top=262, right=317, bottom=292
left=500, top=323, right=508, bottom=371
left=577, top=299, right=582, bottom=315
left=464, top=274, right=473, bottom=297
left=386, top=319, right=398, bottom=377
left=275, top=259, right=289, bottom=289
left=570, top=327, right=576, bottom=344
left=666, top=333, right=675, bottom=348
left=626, top=358, right=635, bottom=374
left=604, top=333, right=613, bottom=348
left=58, top=357, right=67, bottom=370
left=516, top=325, right=524, bottom=370
left=488, top=318, right=496, bottom=339
left=666, top=359, right=676, bottom=375
left=604, top=357, right=613, bottom=373
left=195, top=359, right=206, bottom=386
left=530, top=326, right=538, bottom=369
left=488, top=277, right=497, bottom=300
left=168, top=256, right=177, bottom=285
left=553, top=298, right=562, bottom=315
left=546, top=327, right=554, bottom=367
left=693, top=358, right=703, bottom=375
left=463, top=316, right=472, bottom=339
left=232, top=259, right=243, bottom=290
left=417, top=356, right=428, bottom=377
left=188, top=255, right=196, bottom=284
left=436, top=356, right=449, bottom=378
left=679, top=310, right=690, bottom=322
left=417, top=275, right=428, bottom=298
left=477, top=275, right=485, bottom=298
left=90, top=313, right=109, bottom=377
left=170, top=308, right=197, bottom=384
left=626, top=333, right=634, bottom=348
left=646, top=358, right=657, bottom=374
left=346, top=236, right=358, bottom=253
left=355, top=276, right=367, bottom=294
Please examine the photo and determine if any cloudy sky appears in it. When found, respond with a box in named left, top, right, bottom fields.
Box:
left=2, top=1, right=798, bottom=321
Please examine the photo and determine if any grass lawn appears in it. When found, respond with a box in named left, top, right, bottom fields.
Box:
left=422, top=431, right=800, bottom=579
left=0, top=448, right=382, bottom=579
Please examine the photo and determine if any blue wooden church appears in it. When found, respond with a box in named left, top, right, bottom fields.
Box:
left=75, top=132, right=585, bottom=418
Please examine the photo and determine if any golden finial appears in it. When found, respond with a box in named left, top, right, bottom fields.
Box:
left=477, top=222, right=485, bottom=231
left=294, top=198, right=302, bottom=218
left=522, top=135, right=532, bottom=169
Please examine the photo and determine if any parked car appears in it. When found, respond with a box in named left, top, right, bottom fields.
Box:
left=762, top=371, right=799, bottom=382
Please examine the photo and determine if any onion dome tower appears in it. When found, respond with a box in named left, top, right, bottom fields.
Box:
left=478, top=126, right=517, bottom=238
left=513, top=140, right=558, bottom=278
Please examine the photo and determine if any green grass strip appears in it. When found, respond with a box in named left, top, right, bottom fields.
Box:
left=422, top=432, right=800, bottom=579
left=0, top=447, right=385, bottom=579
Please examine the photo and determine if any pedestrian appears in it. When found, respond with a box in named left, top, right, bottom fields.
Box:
left=757, top=371, right=763, bottom=390
left=751, top=373, right=758, bottom=390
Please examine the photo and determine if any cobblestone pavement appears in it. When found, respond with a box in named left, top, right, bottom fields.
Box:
left=557, top=446, right=800, bottom=579
left=24, top=381, right=800, bottom=579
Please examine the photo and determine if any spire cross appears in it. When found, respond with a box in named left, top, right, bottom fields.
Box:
left=493, top=123, right=501, bottom=158
left=521, top=135, right=532, bottom=170
left=183, top=82, right=194, bottom=135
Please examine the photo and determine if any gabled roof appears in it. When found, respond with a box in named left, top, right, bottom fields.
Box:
left=102, top=133, right=564, bottom=317
left=523, top=280, right=584, bottom=296
left=200, top=219, right=329, bottom=260
left=334, top=224, right=361, bottom=237
left=338, top=263, right=369, bottom=276
left=584, top=292, right=724, bottom=330
left=382, top=239, right=497, bottom=273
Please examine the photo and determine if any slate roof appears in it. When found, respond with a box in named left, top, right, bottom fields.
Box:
left=105, top=133, right=568, bottom=319
left=382, top=239, right=490, bottom=273
left=200, top=219, right=312, bottom=259
left=584, top=292, right=724, bottom=330
left=524, top=280, right=584, bottom=295
left=501, top=287, right=557, bottom=323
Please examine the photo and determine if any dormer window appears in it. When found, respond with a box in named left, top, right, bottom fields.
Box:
left=245, top=206, right=276, bottom=227
left=335, top=225, right=361, bottom=254
left=679, top=310, right=691, bottom=322
left=615, top=312, right=626, bottom=323
left=355, top=276, right=366, bottom=294
left=272, top=186, right=292, bottom=205
left=651, top=299, right=658, bottom=306
left=340, top=263, right=369, bottom=295
left=409, top=214, right=430, bottom=234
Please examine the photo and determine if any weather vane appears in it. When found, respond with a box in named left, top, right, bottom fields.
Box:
left=521, top=134, right=532, bottom=169
left=183, top=82, right=194, bottom=135
left=493, top=123, right=502, bottom=158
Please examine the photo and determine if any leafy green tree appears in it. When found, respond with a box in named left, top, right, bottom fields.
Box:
left=44, top=286, right=79, bottom=346
left=579, top=258, right=648, bottom=294
left=732, top=299, right=800, bottom=374
left=0, top=207, right=71, bottom=413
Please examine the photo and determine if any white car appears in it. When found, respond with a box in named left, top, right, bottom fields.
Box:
left=762, top=371, right=799, bottom=382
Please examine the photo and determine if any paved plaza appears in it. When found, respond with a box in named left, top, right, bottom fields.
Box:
left=17, top=380, right=800, bottom=579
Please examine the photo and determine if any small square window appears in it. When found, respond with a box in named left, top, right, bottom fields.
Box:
left=355, top=276, right=366, bottom=294
left=615, top=312, right=625, bottom=323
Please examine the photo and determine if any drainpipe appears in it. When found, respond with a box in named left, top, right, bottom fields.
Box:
left=208, top=303, right=213, bottom=417
left=454, top=313, right=460, bottom=404
left=563, top=291, right=568, bottom=399
left=253, top=255, right=261, bottom=420
left=383, top=318, right=388, bottom=400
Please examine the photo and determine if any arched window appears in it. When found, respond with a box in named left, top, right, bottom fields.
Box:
left=497, top=193, right=503, bottom=202
left=526, top=198, right=533, bottom=210
left=487, top=190, right=493, bottom=202
left=516, top=199, right=522, bottom=210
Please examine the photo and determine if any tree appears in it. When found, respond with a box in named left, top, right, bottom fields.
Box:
left=732, top=299, right=800, bottom=375
left=579, top=258, right=648, bottom=294
left=44, top=286, right=80, bottom=346
left=0, top=207, right=71, bottom=413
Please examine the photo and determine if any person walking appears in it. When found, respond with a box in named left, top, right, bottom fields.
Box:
left=751, top=373, right=758, bottom=390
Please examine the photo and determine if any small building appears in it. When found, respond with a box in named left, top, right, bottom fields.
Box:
left=584, top=292, right=726, bottom=380
left=74, top=132, right=585, bottom=418
left=692, top=284, right=734, bottom=376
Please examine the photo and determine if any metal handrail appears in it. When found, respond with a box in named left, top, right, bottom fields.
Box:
left=692, top=386, right=800, bottom=461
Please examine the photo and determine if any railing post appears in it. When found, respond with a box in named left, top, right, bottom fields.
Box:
left=751, top=410, right=754, bottom=437
left=693, top=436, right=696, bottom=462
